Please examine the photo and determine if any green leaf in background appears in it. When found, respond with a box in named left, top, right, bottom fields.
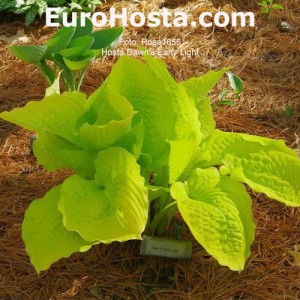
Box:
left=227, top=72, right=244, bottom=96
left=90, top=26, right=123, bottom=50
left=63, top=56, right=92, bottom=71
left=22, top=185, right=92, bottom=274
left=58, top=147, right=148, bottom=243
left=59, top=36, right=95, bottom=58
left=271, top=3, right=284, bottom=10
left=171, top=168, right=255, bottom=271
left=147, top=185, right=168, bottom=202
left=220, top=99, right=236, bottom=106
left=9, top=45, right=48, bottom=64
left=46, top=26, right=76, bottom=55
left=72, top=17, right=94, bottom=39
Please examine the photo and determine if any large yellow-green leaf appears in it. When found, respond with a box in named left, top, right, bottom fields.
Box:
left=0, top=92, right=86, bottom=145
left=88, top=56, right=177, bottom=167
left=171, top=168, right=255, bottom=271
left=222, top=147, right=300, bottom=206
left=58, top=147, right=148, bottom=243
left=79, top=117, right=133, bottom=151
left=216, top=175, right=255, bottom=259
left=180, top=69, right=228, bottom=105
left=195, top=96, right=216, bottom=138
left=93, top=91, right=135, bottom=126
left=22, top=185, right=92, bottom=274
left=142, top=55, right=201, bottom=181
left=199, top=129, right=297, bottom=167
left=78, top=93, right=135, bottom=151
left=168, top=140, right=198, bottom=184
left=180, top=69, right=227, bottom=138
left=143, top=55, right=201, bottom=143
left=33, top=132, right=96, bottom=178
left=113, top=119, right=145, bottom=159
left=198, top=130, right=300, bottom=206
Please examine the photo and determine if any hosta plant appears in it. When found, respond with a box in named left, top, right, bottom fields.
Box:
left=1, top=55, right=299, bottom=273
left=10, top=18, right=123, bottom=91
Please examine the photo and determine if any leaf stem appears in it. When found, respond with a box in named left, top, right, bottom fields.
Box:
left=35, top=61, right=53, bottom=86
left=149, top=201, right=177, bottom=235
left=75, top=68, right=88, bottom=91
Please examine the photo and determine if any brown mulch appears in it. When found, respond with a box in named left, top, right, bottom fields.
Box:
left=1, top=0, right=300, bottom=299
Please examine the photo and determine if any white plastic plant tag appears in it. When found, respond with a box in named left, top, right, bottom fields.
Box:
left=140, top=235, right=192, bottom=259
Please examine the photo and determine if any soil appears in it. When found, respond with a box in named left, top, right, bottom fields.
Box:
left=0, top=0, right=300, bottom=299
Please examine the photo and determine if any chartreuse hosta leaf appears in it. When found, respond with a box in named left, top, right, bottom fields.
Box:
left=58, top=147, right=148, bottom=243
left=22, top=185, right=92, bottom=274
left=0, top=92, right=86, bottom=145
left=180, top=69, right=229, bottom=104
left=111, top=119, right=145, bottom=160
left=168, top=140, right=198, bottom=184
left=143, top=55, right=201, bottom=143
left=180, top=68, right=228, bottom=138
left=88, top=56, right=177, bottom=168
left=222, top=146, right=300, bottom=206
left=198, top=130, right=300, bottom=205
left=199, top=129, right=296, bottom=167
left=142, top=55, right=202, bottom=183
left=78, top=93, right=136, bottom=151
left=33, top=132, right=97, bottom=179
left=171, top=168, right=255, bottom=271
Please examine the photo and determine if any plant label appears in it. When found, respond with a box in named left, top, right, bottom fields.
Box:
left=140, top=235, right=192, bottom=259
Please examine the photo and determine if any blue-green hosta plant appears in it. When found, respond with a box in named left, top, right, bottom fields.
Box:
left=1, top=55, right=300, bottom=273
left=9, top=18, right=123, bottom=91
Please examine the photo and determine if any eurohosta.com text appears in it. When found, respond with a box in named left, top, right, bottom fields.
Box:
left=46, top=8, right=255, bottom=28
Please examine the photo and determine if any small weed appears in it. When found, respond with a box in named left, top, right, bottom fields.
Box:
left=285, top=105, right=293, bottom=118
left=214, top=73, right=243, bottom=109
left=257, top=0, right=284, bottom=15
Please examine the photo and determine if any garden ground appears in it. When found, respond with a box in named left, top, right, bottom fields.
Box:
left=0, top=0, right=300, bottom=299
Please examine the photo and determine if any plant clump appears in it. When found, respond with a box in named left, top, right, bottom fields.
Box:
left=0, top=54, right=299, bottom=274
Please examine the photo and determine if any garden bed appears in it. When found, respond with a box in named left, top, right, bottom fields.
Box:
left=0, top=0, right=300, bottom=299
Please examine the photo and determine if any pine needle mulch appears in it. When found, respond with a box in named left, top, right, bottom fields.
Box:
left=1, top=0, right=300, bottom=299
